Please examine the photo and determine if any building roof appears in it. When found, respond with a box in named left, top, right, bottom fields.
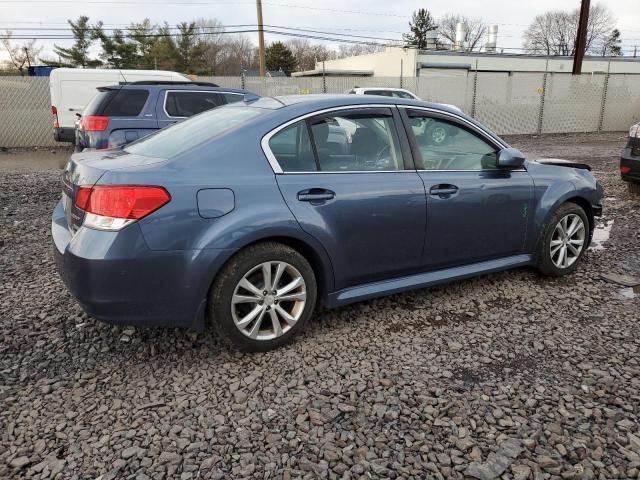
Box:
left=292, top=69, right=374, bottom=77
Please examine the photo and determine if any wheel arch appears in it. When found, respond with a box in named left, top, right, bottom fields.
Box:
left=564, top=196, right=595, bottom=244
left=205, top=233, right=335, bottom=310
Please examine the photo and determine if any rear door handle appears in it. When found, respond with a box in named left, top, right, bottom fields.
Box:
left=297, top=188, right=335, bottom=202
left=429, top=184, right=459, bottom=196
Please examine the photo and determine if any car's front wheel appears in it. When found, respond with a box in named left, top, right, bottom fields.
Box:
left=208, top=242, right=317, bottom=351
left=537, top=203, right=590, bottom=276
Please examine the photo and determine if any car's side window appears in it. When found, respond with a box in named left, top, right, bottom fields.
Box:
left=364, top=90, right=392, bottom=97
left=309, top=111, right=404, bottom=171
left=220, top=92, right=244, bottom=104
left=407, top=114, right=499, bottom=171
left=392, top=91, right=415, bottom=99
left=268, top=121, right=317, bottom=172
left=165, top=91, right=224, bottom=117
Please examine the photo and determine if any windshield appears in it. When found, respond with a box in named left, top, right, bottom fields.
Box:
left=124, top=106, right=263, bottom=158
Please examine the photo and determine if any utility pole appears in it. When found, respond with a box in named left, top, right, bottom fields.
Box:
left=634, top=45, right=638, bottom=59
left=256, top=0, right=266, bottom=77
left=572, top=0, right=590, bottom=75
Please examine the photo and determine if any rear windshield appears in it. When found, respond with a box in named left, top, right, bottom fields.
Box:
left=124, top=106, right=262, bottom=158
left=83, top=89, right=149, bottom=117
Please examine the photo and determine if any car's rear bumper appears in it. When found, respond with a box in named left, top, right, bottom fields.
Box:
left=621, top=146, right=640, bottom=184
left=52, top=200, right=235, bottom=330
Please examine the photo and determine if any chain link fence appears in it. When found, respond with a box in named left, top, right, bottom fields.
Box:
left=2, top=72, right=640, bottom=147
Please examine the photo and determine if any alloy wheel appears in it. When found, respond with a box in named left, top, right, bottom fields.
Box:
left=550, top=213, right=586, bottom=269
left=432, top=126, right=447, bottom=144
left=231, top=261, right=307, bottom=340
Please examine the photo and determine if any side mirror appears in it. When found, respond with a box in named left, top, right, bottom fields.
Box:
left=497, top=148, right=526, bottom=169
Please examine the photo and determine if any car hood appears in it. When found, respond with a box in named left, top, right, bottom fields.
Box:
left=532, top=158, right=591, bottom=171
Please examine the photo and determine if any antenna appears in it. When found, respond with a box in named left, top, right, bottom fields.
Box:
left=119, top=69, right=129, bottom=84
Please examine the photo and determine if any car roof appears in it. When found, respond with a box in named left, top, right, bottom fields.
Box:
left=353, top=87, right=412, bottom=92
left=97, top=83, right=253, bottom=96
left=244, top=94, right=460, bottom=115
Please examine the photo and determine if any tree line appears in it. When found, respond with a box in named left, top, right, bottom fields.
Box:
left=1, top=3, right=624, bottom=76
left=1, top=16, right=382, bottom=76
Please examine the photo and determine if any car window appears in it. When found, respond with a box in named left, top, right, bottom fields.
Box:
left=309, top=111, right=403, bottom=171
left=83, top=89, right=149, bottom=117
left=268, top=121, right=316, bottom=172
left=220, top=92, right=245, bottom=104
left=363, top=90, right=392, bottom=97
left=392, top=91, right=415, bottom=99
left=102, top=89, right=149, bottom=116
left=165, top=91, right=224, bottom=117
left=408, top=115, right=498, bottom=170
left=124, top=106, right=262, bottom=159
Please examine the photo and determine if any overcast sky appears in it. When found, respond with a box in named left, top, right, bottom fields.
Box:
left=1, top=0, right=639, bottom=62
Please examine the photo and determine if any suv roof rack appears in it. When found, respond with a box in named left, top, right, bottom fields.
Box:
left=118, top=80, right=220, bottom=87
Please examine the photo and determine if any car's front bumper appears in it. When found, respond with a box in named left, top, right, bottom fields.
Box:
left=52, top=200, right=235, bottom=330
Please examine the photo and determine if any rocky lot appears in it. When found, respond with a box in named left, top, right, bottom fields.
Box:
left=1, top=133, right=639, bottom=479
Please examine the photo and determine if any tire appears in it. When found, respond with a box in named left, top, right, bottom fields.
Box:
left=629, top=182, right=640, bottom=196
left=208, top=242, right=317, bottom=351
left=537, top=202, right=590, bottom=277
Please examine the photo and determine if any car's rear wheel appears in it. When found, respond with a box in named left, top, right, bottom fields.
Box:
left=629, top=182, right=640, bottom=196
left=208, top=242, right=317, bottom=351
left=537, top=203, right=590, bottom=277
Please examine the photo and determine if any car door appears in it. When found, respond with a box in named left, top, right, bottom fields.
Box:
left=401, top=107, right=534, bottom=270
left=267, top=106, right=427, bottom=290
left=156, top=90, right=226, bottom=129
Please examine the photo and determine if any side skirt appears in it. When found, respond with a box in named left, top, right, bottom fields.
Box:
left=326, top=254, right=533, bottom=308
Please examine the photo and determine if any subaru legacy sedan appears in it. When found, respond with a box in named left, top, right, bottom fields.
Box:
left=53, top=95, right=603, bottom=351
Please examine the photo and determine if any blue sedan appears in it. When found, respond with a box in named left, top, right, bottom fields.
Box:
left=52, top=95, right=604, bottom=351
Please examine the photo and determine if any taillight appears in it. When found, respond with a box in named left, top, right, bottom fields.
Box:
left=51, top=105, right=59, bottom=129
left=75, top=185, right=170, bottom=231
left=78, top=115, right=109, bottom=132
left=621, top=165, right=632, bottom=174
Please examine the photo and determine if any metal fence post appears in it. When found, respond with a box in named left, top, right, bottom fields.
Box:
left=400, top=59, right=403, bottom=88
left=241, top=70, right=246, bottom=90
left=537, top=72, right=548, bottom=135
left=470, top=59, right=478, bottom=118
left=597, top=60, right=611, bottom=133
left=322, top=61, right=326, bottom=94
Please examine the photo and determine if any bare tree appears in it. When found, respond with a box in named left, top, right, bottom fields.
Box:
left=438, top=15, right=486, bottom=51
left=226, top=34, right=257, bottom=75
left=336, top=43, right=383, bottom=59
left=1, top=31, right=43, bottom=75
left=524, top=3, right=615, bottom=55
left=195, top=18, right=230, bottom=75
left=286, top=39, right=333, bottom=71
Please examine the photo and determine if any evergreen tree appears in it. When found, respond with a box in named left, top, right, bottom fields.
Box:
left=96, top=28, right=139, bottom=68
left=54, top=16, right=102, bottom=67
left=601, top=29, right=622, bottom=56
left=175, top=22, right=207, bottom=73
left=265, top=41, right=296, bottom=75
left=403, top=9, right=437, bottom=50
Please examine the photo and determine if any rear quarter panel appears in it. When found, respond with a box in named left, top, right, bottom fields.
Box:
left=97, top=121, right=336, bottom=297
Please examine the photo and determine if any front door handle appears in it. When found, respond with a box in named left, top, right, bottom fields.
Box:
left=297, top=188, right=335, bottom=202
left=429, top=184, right=459, bottom=197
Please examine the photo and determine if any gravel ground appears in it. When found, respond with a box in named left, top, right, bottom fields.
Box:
left=1, top=133, right=639, bottom=480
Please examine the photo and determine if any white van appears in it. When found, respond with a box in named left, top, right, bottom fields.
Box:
left=49, top=68, right=191, bottom=143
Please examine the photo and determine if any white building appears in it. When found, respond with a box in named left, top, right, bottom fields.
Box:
left=293, top=47, right=640, bottom=77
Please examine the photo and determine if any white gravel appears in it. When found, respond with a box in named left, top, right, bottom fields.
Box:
left=1, top=133, right=639, bottom=479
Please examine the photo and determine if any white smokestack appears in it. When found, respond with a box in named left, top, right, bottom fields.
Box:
left=485, top=24, right=498, bottom=53
left=455, top=23, right=466, bottom=51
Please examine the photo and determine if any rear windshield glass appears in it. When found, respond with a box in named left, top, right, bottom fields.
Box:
left=83, top=89, right=149, bottom=117
left=124, top=106, right=262, bottom=158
